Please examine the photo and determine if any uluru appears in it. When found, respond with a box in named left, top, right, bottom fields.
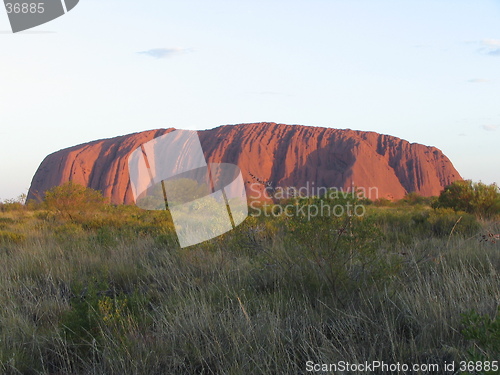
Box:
left=27, top=123, right=462, bottom=203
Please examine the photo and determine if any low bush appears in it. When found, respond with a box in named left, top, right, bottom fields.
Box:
left=461, top=306, right=500, bottom=374
left=434, top=180, right=500, bottom=219
left=44, top=182, right=107, bottom=221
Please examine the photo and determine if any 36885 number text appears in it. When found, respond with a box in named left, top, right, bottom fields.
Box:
left=5, top=3, right=44, bottom=14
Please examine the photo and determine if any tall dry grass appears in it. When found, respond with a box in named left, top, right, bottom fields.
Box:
left=0, top=204, right=498, bottom=374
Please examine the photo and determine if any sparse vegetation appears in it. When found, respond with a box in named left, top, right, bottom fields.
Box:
left=0, top=184, right=498, bottom=374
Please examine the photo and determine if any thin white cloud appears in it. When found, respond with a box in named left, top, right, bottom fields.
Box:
left=468, top=78, right=489, bottom=83
left=482, top=124, right=499, bottom=131
left=137, top=48, right=191, bottom=59
left=478, top=39, right=500, bottom=56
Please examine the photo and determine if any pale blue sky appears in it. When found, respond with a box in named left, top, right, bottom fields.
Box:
left=1, top=0, right=499, bottom=200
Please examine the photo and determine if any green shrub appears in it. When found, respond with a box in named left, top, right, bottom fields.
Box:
left=461, top=306, right=500, bottom=374
left=370, top=207, right=480, bottom=240
left=434, top=180, right=500, bottom=219
left=427, top=208, right=480, bottom=237
left=61, top=278, right=114, bottom=344
left=44, top=182, right=107, bottom=221
left=60, top=279, right=146, bottom=353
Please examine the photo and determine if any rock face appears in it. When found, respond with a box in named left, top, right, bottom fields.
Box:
left=27, top=123, right=462, bottom=203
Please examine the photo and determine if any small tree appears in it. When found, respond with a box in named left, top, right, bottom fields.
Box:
left=44, top=182, right=106, bottom=220
left=433, top=180, right=500, bottom=219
